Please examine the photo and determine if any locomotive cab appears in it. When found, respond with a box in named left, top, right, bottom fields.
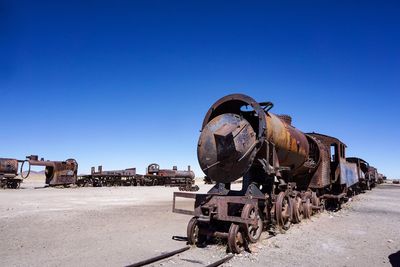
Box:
left=147, top=163, right=160, bottom=175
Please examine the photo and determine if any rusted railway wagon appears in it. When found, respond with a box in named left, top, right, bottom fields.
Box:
left=77, top=166, right=138, bottom=187
left=377, top=173, right=386, bottom=184
left=173, top=93, right=380, bottom=253
left=367, top=166, right=378, bottom=188
left=346, top=157, right=371, bottom=190
left=0, top=158, right=22, bottom=188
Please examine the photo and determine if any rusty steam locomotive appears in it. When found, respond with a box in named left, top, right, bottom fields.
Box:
left=173, top=94, right=383, bottom=253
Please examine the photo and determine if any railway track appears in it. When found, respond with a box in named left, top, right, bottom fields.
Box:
left=126, top=233, right=276, bottom=267
left=126, top=246, right=234, bottom=267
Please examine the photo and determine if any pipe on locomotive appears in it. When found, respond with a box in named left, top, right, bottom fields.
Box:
left=197, top=94, right=313, bottom=184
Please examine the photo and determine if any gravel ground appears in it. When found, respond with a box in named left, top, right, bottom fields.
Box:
left=0, top=182, right=399, bottom=267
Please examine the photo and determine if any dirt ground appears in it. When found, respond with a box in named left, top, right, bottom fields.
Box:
left=0, top=181, right=399, bottom=267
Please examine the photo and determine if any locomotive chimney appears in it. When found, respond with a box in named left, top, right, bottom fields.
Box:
left=91, top=167, right=95, bottom=174
left=188, top=165, right=191, bottom=171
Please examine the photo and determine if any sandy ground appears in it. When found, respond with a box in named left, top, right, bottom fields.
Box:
left=0, top=182, right=399, bottom=267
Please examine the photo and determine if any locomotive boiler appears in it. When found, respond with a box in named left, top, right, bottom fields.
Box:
left=26, top=155, right=78, bottom=186
left=173, top=93, right=360, bottom=253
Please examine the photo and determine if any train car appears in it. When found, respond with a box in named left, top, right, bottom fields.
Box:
left=0, top=158, right=22, bottom=189
left=77, top=166, right=138, bottom=187
left=306, top=133, right=359, bottom=199
left=367, top=166, right=378, bottom=188
left=172, top=93, right=367, bottom=253
left=346, top=157, right=371, bottom=190
left=377, top=173, right=385, bottom=184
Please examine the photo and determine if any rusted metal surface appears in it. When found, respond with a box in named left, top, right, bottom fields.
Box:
left=26, top=155, right=78, bottom=186
left=93, top=166, right=137, bottom=176
left=307, top=133, right=349, bottom=185
left=198, top=113, right=258, bottom=183
left=78, top=165, right=137, bottom=187
left=0, top=158, right=21, bottom=189
left=205, top=253, right=234, bottom=267
left=126, top=246, right=190, bottom=267
left=125, top=246, right=234, bottom=267
left=198, top=94, right=313, bottom=184
left=367, top=166, right=378, bottom=188
left=346, top=157, right=371, bottom=190
left=340, top=161, right=359, bottom=188
left=0, top=158, right=18, bottom=175
left=306, top=135, right=331, bottom=189
left=266, top=113, right=310, bottom=175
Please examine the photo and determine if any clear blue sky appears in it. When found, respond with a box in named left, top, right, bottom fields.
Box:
left=1, top=1, right=399, bottom=178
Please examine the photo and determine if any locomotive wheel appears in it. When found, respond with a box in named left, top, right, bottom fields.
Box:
left=302, top=198, right=312, bottom=219
left=275, top=192, right=292, bottom=230
left=187, top=217, right=205, bottom=246
left=8, top=181, right=19, bottom=189
left=228, top=223, right=245, bottom=254
left=241, top=204, right=263, bottom=243
left=291, top=195, right=302, bottom=223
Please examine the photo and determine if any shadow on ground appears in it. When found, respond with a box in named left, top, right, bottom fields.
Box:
left=389, top=251, right=400, bottom=267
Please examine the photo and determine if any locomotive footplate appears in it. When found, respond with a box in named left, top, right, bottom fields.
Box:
left=173, top=192, right=260, bottom=225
